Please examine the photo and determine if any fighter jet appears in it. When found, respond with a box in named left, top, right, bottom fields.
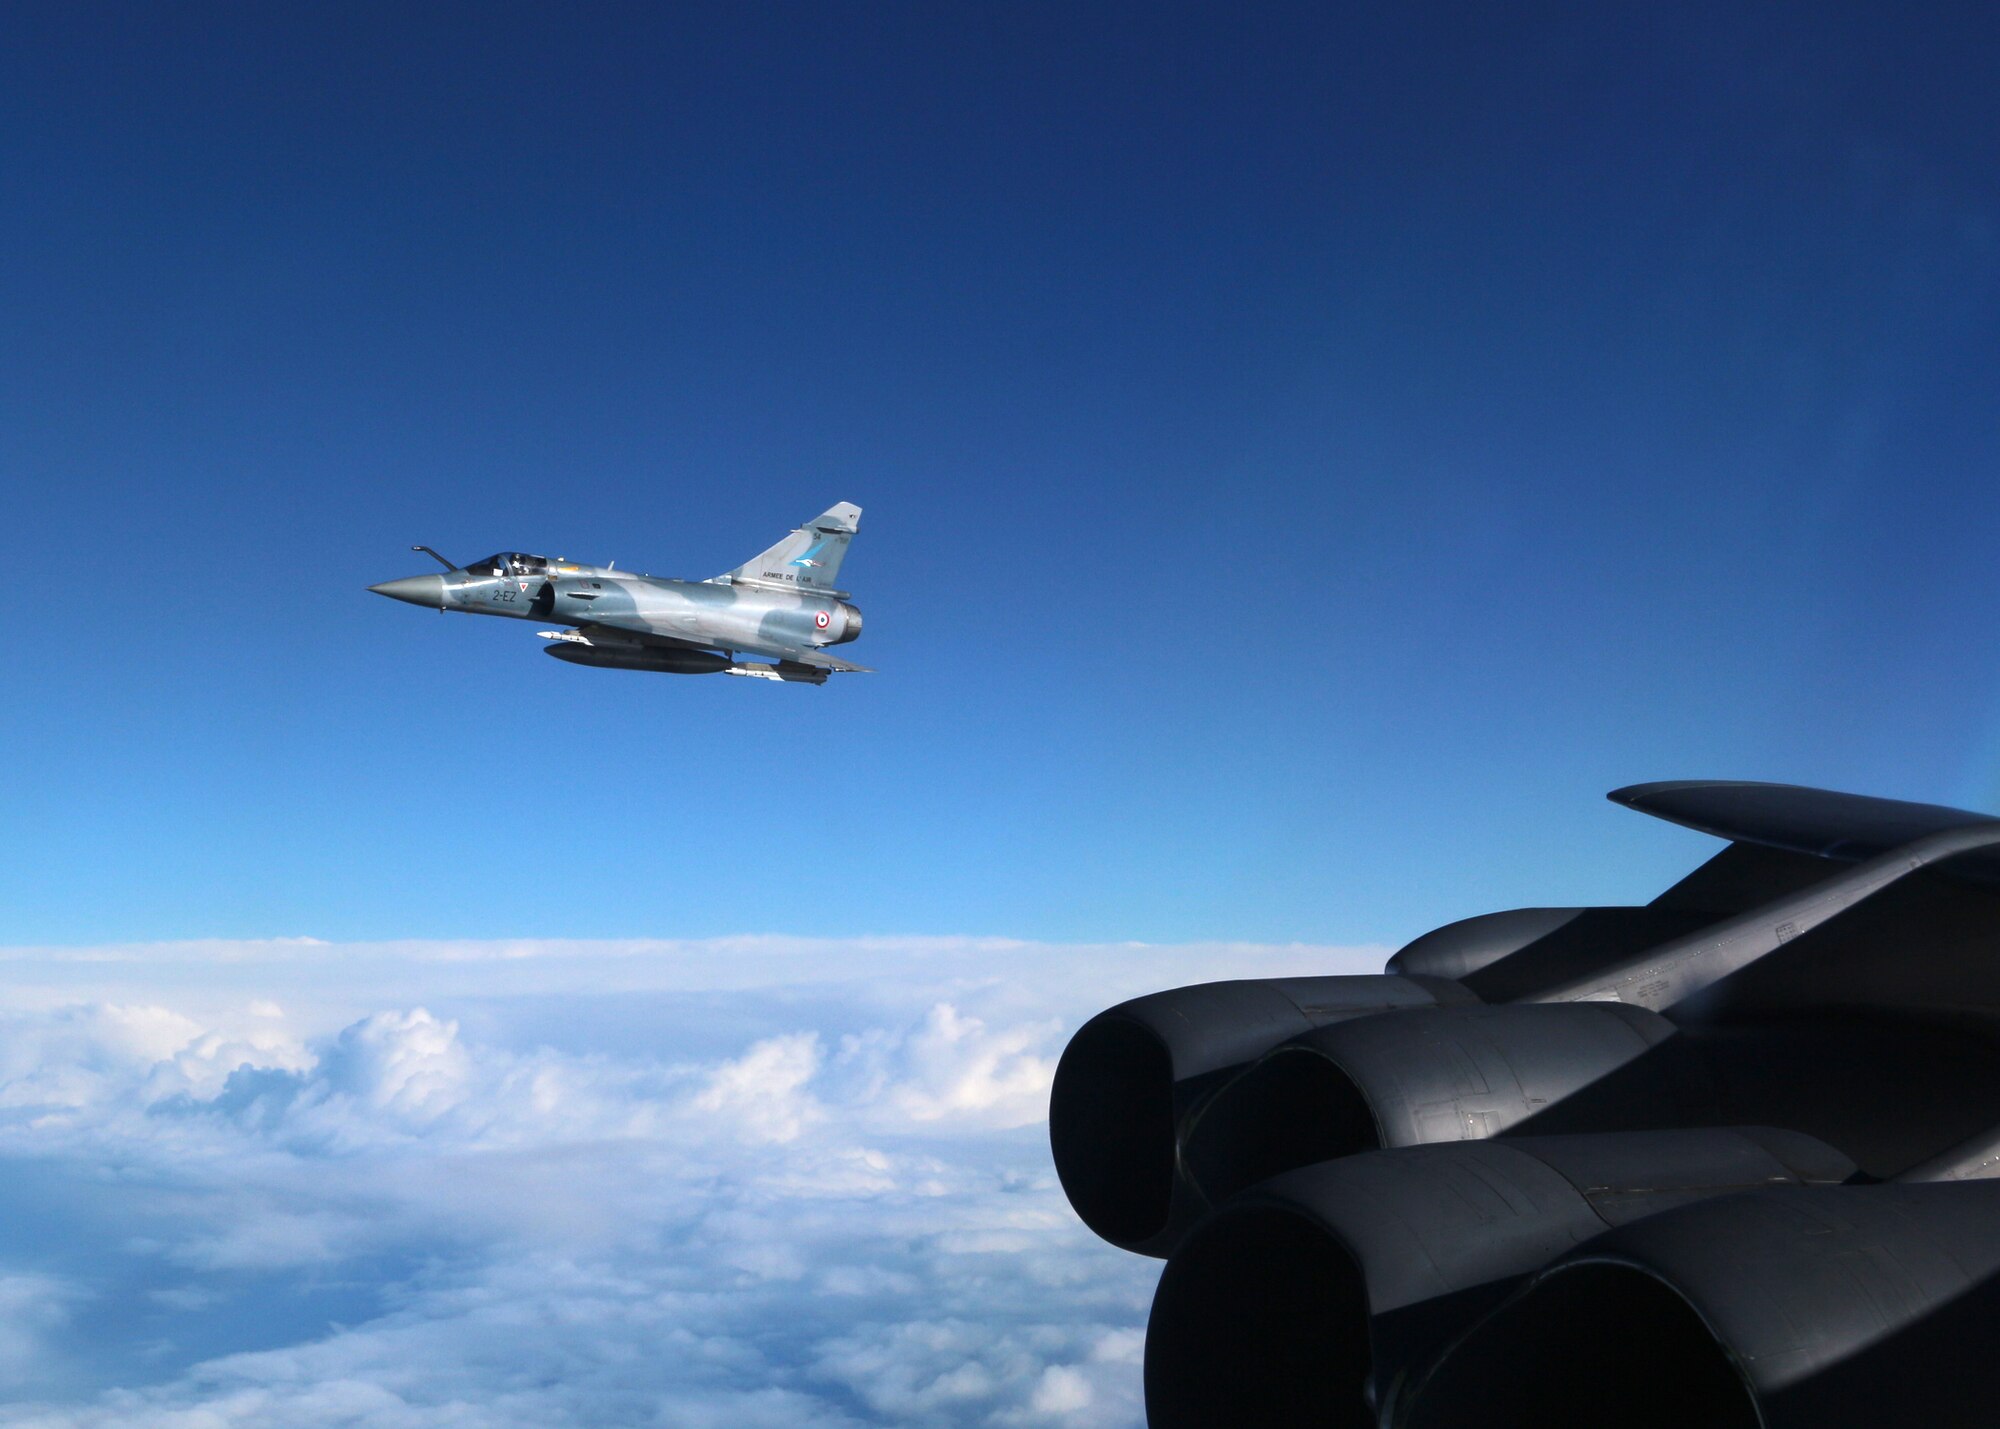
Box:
left=369, top=501, right=868, bottom=684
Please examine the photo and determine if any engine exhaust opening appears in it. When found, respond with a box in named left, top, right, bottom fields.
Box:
left=1408, top=1261, right=1759, bottom=1429
left=1181, top=1047, right=1379, bottom=1207
left=1146, top=1205, right=1373, bottom=1429
left=1049, top=1015, right=1176, bottom=1248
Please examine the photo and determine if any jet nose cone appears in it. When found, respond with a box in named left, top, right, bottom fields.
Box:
left=369, top=574, right=447, bottom=609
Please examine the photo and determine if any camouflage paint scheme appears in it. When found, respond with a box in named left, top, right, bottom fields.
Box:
left=369, top=502, right=868, bottom=684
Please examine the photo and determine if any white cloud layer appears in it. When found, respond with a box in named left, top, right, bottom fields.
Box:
left=0, top=936, right=1383, bottom=1426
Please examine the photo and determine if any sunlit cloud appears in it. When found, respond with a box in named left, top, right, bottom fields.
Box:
left=0, top=936, right=1383, bottom=1426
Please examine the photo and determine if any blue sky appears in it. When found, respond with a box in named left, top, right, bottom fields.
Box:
left=3, top=4, right=1999, bottom=1424
left=7, top=3, right=2000, bottom=948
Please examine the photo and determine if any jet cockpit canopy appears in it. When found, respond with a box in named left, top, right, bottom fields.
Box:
left=464, top=552, right=552, bottom=577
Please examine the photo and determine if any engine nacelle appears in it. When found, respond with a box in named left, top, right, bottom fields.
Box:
left=1145, top=1128, right=1853, bottom=1429
left=1406, top=1180, right=2000, bottom=1429
left=1180, top=1001, right=1719, bottom=1207
left=1388, top=904, right=1719, bottom=1000
left=1047, top=975, right=1474, bottom=1257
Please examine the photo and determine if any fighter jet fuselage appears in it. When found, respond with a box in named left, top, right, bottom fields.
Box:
left=370, top=502, right=869, bottom=684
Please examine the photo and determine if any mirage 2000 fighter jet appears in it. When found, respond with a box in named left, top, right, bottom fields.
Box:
left=370, top=501, right=867, bottom=684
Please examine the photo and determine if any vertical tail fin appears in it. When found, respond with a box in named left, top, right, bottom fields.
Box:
left=717, top=501, right=862, bottom=593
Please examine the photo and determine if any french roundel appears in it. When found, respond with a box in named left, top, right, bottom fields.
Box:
left=814, top=610, right=831, bottom=629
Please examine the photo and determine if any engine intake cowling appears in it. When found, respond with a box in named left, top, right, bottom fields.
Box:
left=1047, top=975, right=1473, bottom=1256
left=1145, top=1128, right=1852, bottom=1429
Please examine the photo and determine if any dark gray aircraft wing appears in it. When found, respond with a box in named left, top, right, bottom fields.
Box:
left=1051, top=780, right=2000, bottom=1428
left=1612, top=778, right=2000, bottom=867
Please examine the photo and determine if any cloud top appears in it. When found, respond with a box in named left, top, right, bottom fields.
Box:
left=0, top=936, right=1384, bottom=1426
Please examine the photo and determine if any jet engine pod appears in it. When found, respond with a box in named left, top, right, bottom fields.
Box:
left=1405, top=1180, right=2000, bottom=1429
left=1047, top=975, right=1475, bottom=1257
left=1180, top=1002, right=1719, bottom=1207
left=1384, top=906, right=1605, bottom=981
left=1385, top=905, right=1716, bottom=987
left=1144, top=1128, right=1853, bottom=1429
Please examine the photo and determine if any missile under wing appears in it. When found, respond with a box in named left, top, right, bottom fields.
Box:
left=1049, top=780, right=2000, bottom=1427
left=369, top=502, right=869, bottom=684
